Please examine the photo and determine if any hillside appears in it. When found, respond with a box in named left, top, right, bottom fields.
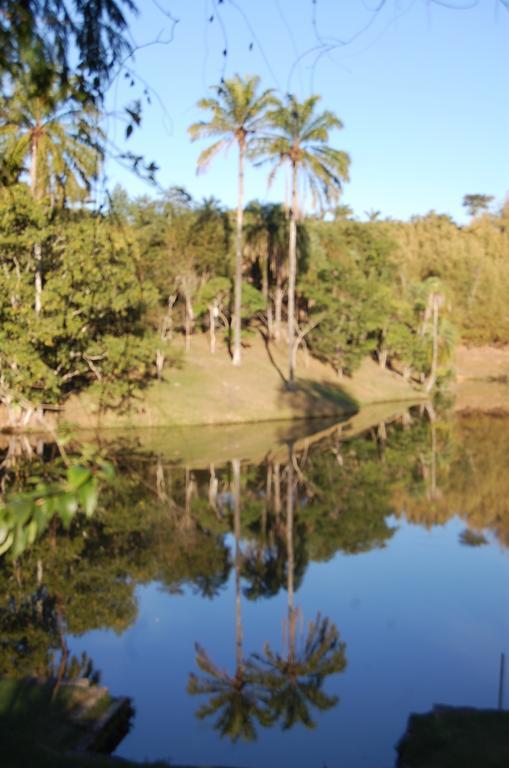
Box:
left=62, top=333, right=425, bottom=429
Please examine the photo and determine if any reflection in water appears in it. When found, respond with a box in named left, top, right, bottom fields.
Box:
left=187, top=459, right=267, bottom=743
left=246, top=446, right=346, bottom=732
left=1, top=409, right=509, bottom=764
left=188, top=449, right=347, bottom=740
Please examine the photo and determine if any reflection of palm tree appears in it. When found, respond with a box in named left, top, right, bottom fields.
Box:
left=247, top=446, right=346, bottom=729
left=187, top=642, right=266, bottom=742
left=247, top=612, right=346, bottom=730
left=188, top=459, right=265, bottom=741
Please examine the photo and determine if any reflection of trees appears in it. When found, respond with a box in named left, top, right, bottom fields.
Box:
left=247, top=613, right=346, bottom=730
left=188, top=451, right=346, bottom=739
left=188, top=459, right=267, bottom=742
left=246, top=446, right=346, bottom=730
left=187, top=643, right=267, bottom=742
left=392, top=413, right=509, bottom=547
left=241, top=459, right=307, bottom=601
left=5, top=411, right=509, bottom=702
left=0, top=453, right=231, bottom=679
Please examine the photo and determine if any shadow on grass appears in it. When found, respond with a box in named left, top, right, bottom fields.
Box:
left=277, top=377, right=359, bottom=420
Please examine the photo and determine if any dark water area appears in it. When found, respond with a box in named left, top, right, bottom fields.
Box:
left=1, top=407, right=509, bottom=767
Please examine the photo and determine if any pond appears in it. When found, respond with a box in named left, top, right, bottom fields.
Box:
left=1, top=405, right=509, bottom=767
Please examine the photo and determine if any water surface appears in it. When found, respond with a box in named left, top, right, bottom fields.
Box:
left=1, top=407, right=508, bottom=767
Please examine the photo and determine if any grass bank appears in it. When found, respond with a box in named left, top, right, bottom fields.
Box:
left=452, top=344, right=509, bottom=413
left=63, top=333, right=424, bottom=430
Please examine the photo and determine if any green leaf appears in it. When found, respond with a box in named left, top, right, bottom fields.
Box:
left=78, top=478, right=98, bottom=518
left=12, top=525, right=27, bottom=558
left=55, top=492, right=78, bottom=528
left=0, top=531, right=14, bottom=556
left=26, top=519, right=38, bottom=546
left=98, top=461, right=115, bottom=482
left=67, top=465, right=92, bottom=490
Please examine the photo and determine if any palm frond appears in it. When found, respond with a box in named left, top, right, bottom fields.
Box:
left=196, top=139, right=230, bottom=174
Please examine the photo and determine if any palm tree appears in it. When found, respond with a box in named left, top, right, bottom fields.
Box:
left=188, top=75, right=274, bottom=366
left=0, top=77, right=102, bottom=203
left=258, top=94, right=350, bottom=383
left=0, top=75, right=103, bottom=312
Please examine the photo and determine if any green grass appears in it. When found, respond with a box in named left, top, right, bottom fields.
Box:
left=63, top=332, right=424, bottom=430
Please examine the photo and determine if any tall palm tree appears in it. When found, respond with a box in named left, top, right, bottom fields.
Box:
left=188, top=75, right=274, bottom=366
left=258, top=94, right=350, bottom=383
left=0, top=76, right=103, bottom=312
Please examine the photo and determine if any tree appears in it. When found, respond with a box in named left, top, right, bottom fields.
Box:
left=258, top=94, right=350, bottom=383
left=0, top=76, right=102, bottom=205
left=0, top=1, right=138, bottom=109
left=0, top=196, right=158, bottom=407
left=0, top=75, right=102, bottom=314
left=244, top=201, right=289, bottom=340
left=188, top=75, right=274, bottom=366
left=462, top=194, right=494, bottom=218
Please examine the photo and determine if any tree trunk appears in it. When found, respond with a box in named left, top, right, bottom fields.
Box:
left=262, top=250, right=273, bottom=338
left=232, top=459, right=243, bottom=674
left=209, top=305, right=216, bottom=354
left=232, top=143, right=245, bottom=367
left=425, top=293, right=440, bottom=393
left=274, top=269, right=283, bottom=342
left=34, top=242, right=42, bottom=314
left=184, top=294, right=194, bottom=353
left=31, top=130, right=43, bottom=314
left=261, top=249, right=269, bottom=302
left=287, top=163, right=298, bottom=384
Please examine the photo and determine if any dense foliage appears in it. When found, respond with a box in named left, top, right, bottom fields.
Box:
left=2, top=176, right=507, bottom=412
left=0, top=185, right=159, bottom=407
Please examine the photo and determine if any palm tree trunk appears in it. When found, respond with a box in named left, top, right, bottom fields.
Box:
left=274, top=260, right=282, bottom=342
left=286, top=447, right=296, bottom=664
left=31, top=130, right=43, bottom=315
left=287, top=163, right=298, bottom=384
left=262, top=249, right=273, bottom=338
left=34, top=242, right=42, bottom=314
left=232, top=143, right=245, bottom=366
left=232, top=459, right=243, bottom=674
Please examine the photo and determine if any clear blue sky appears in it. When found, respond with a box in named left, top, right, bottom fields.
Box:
left=104, top=0, right=509, bottom=222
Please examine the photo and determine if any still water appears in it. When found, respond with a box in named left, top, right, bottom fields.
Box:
left=2, top=405, right=509, bottom=767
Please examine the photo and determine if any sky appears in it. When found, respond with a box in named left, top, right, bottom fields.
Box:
left=103, top=0, right=509, bottom=222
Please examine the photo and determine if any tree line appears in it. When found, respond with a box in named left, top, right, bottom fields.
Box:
left=0, top=70, right=506, bottom=416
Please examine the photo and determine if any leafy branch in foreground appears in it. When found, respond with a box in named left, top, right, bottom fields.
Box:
left=0, top=459, right=114, bottom=558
